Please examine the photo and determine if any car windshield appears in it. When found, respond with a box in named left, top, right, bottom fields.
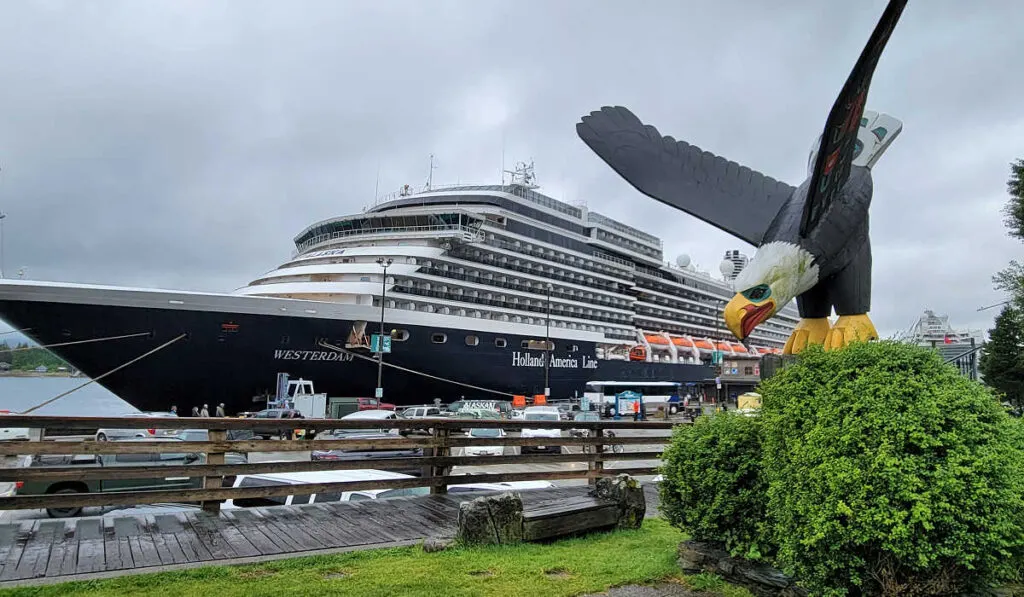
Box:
left=376, top=487, right=430, bottom=500
left=469, top=428, right=501, bottom=438
left=525, top=413, right=559, bottom=422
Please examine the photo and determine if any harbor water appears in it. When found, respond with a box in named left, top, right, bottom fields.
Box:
left=0, top=377, right=135, bottom=416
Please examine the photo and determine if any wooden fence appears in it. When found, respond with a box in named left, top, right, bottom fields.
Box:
left=0, top=415, right=676, bottom=514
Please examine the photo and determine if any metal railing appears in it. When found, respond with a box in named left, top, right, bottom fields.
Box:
left=294, top=224, right=474, bottom=256
left=0, top=416, right=674, bottom=515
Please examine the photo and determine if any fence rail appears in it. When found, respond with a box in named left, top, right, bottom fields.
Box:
left=0, top=415, right=676, bottom=514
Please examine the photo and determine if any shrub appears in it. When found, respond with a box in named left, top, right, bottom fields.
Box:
left=759, top=342, right=1024, bottom=596
left=659, top=411, right=768, bottom=559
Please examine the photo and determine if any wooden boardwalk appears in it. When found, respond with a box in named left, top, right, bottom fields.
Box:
left=0, top=484, right=661, bottom=586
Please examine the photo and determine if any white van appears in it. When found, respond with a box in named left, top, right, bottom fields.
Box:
left=520, top=406, right=562, bottom=454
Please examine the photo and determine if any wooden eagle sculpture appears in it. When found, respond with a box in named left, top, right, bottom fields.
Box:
left=576, top=0, right=908, bottom=354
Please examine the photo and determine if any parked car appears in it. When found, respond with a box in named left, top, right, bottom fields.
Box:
left=401, top=406, right=442, bottom=419
left=520, top=406, right=562, bottom=454
left=13, top=438, right=245, bottom=518
left=463, top=427, right=506, bottom=457
left=321, top=410, right=402, bottom=438
left=251, top=408, right=305, bottom=439
left=95, top=411, right=180, bottom=442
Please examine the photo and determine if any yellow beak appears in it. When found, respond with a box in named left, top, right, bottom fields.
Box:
left=723, top=294, right=777, bottom=340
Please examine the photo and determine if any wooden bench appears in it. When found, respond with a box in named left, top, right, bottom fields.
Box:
left=522, top=495, right=620, bottom=541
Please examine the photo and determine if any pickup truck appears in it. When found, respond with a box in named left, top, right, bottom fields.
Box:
left=13, top=438, right=246, bottom=518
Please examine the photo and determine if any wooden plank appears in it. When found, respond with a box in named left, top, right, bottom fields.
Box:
left=232, top=508, right=299, bottom=553
left=168, top=513, right=213, bottom=563
left=143, top=515, right=188, bottom=565
left=0, top=415, right=675, bottom=433
left=343, top=502, right=409, bottom=543
left=0, top=524, right=19, bottom=579
left=296, top=504, right=362, bottom=548
left=0, top=433, right=668, bottom=458
left=0, top=521, right=34, bottom=581
left=523, top=504, right=620, bottom=541
left=221, top=509, right=285, bottom=556
left=255, top=507, right=328, bottom=552
left=44, top=521, right=77, bottom=578
left=73, top=518, right=105, bottom=574
left=9, top=520, right=59, bottom=580
left=0, top=451, right=665, bottom=483
left=524, top=497, right=611, bottom=520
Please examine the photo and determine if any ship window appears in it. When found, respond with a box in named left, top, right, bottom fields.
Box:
left=360, top=276, right=371, bottom=282
left=465, top=335, right=479, bottom=347
left=520, top=340, right=531, bottom=349
left=391, top=329, right=410, bottom=341
left=494, top=337, right=507, bottom=348
left=431, top=333, right=447, bottom=344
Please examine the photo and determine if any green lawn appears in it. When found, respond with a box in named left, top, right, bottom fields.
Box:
left=0, top=519, right=751, bottom=597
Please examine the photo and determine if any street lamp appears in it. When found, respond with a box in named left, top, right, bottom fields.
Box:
left=544, top=283, right=553, bottom=397
left=375, top=257, right=393, bottom=399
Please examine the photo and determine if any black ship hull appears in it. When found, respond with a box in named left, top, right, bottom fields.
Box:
left=0, top=282, right=713, bottom=414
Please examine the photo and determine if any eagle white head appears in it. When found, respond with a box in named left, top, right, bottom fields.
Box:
left=723, top=241, right=820, bottom=340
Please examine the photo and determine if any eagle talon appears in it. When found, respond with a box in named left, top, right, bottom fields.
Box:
left=824, top=314, right=878, bottom=351
left=783, top=317, right=831, bottom=355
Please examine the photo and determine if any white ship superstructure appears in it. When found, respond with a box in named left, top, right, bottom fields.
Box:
left=238, top=163, right=798, bottom=365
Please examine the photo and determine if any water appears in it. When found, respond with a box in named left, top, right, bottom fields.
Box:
left=0, top=377, right=136, bottom=416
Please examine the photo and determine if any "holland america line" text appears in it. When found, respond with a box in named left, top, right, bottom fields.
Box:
left=512, top=351, right=598, bottom=369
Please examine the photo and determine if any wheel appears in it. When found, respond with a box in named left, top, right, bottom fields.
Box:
left=669, top=404, right=678, bottom=415
left=95, top=433, right=107, bottom=442
left=46, top=487, right=86, bottom=518
left=612, top=444, right=624, bottom=454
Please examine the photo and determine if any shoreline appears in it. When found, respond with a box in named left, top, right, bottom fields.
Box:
left=0, top=371, right=76, bottom=378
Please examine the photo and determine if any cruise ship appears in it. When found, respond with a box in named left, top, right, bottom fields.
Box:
left=0, top=163, right=798, bottom=413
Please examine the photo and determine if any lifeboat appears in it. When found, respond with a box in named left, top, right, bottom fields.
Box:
left=730, top=343, right=748, bottom=353
left=644, top=334, right=670, bottom=345
left=628, top=345, right=648, bottom=361
left=692, top=339, right=715, bottom=351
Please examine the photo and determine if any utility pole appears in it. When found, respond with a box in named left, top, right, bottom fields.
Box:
left=375, top=257, right=393, bottom=399
left=545, top=283, right=553, bottom=397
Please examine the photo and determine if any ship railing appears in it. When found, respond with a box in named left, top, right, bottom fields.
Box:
left=293, top=224, right=474, bottom=256
left=0, top=415, right=674, bottom=515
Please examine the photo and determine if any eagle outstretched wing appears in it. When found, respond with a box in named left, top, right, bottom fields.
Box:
left=577, top=106, right=794, bottom=247
left=800, top=0, right=908, bottom=237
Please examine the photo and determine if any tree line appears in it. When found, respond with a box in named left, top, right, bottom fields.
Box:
left=979, top=158, right=1024, bottom=408
left=0, top=341, right=71, bottom=371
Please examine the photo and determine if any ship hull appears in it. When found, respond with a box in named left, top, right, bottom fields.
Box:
left=0, top=282, right=713, bottom=414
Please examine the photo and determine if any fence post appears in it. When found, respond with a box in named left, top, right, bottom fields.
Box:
left=429, top=426, right=450, bottom=495
left=201, top=428, right=226, bottom=514
left=589, top=427, right=604, bottom=486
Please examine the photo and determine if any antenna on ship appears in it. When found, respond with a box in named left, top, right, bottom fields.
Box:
left=504, top=160, right=539, bottom=190
left=425, top=154, right=438, bottom=191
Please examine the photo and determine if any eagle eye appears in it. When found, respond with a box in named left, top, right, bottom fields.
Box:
left=742, top=284, right=772, bottom=302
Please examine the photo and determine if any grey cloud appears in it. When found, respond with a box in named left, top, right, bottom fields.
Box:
left=2, top=0, right=1023, bottom=341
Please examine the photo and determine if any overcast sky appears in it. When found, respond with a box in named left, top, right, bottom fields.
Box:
left=1, top=0, right=1022, bottom=340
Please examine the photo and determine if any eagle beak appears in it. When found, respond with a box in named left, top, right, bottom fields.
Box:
left=723, top=294, right=777, bottom=340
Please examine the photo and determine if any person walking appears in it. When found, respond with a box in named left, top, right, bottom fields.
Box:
left=215, top=403, right=225, bottom=417
left=191, top=406, right=200, bottom=417
left=170, top=405, right=178, bottom=417
left=200, top=404, right=209, bottom=417
left=632, top=399, right=640, bottom=422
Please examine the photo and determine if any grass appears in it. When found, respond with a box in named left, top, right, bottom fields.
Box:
left=0, top=520, right=752, bottom=597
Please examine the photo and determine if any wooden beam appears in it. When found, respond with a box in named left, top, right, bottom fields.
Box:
left=0, top=415, right=678, bottom=432
left=0, top=434, right=669, bottom=456
left=0, top=469, right=603, bottom=511
left=0, top=451, right=665, bottom=482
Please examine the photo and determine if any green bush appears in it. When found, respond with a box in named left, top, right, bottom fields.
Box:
left=759, top=342, right=1024, bottom=596
left=659, top=411, right=768, bottom=559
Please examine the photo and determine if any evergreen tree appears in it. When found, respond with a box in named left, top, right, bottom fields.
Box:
left=979, top=305, right=1024, bottom=407
left=1001, top=158, right=1024, bottom=241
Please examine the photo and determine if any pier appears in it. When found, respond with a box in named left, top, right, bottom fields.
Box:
left=0, top=414, right=673, bottom=585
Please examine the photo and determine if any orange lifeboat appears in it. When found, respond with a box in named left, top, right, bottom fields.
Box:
left=644, top=334, right=669, bottom=345
left=693, top=339, right=715, bottom=351
left=628, top=345, right=648, bottom=361
left=730, top=343, right=748, bottom=353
